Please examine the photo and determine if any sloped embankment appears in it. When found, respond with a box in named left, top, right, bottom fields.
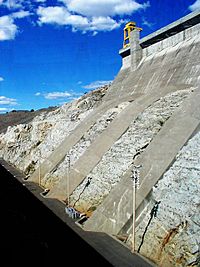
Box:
left=0, top=107, right=56, bottom=134
left=0, top=86, right=108, bottom=175
left=68, top=90, right=191, bottom=213
left=125, top=130, right=200, bottom=267
left=42, top=101, right=130, bottom=189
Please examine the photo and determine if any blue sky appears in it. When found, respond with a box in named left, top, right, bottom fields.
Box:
left=0, top=0, right=199, bottom=112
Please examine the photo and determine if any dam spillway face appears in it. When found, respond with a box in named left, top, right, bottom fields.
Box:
left=0, top=10, right=200, bottom=267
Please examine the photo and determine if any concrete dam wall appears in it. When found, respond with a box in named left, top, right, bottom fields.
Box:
left=0, top=10, right=200, bottom=267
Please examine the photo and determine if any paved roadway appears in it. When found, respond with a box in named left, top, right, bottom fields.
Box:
left=0, top=159, right=155, bottom=267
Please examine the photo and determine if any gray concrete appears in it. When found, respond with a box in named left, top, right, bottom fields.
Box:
left=47, top=91, right=167, bottom=200
left=104, top=24, right=200, bottom=102
left=120, top=10, right=200, bottom=52
left=28, top=94, right=135, bottom=184
left=28, top=10, right=200, bottom=238
left=46, top=14, right=200, bottom=201
left=130, top=29, right=142, bottom=71
left=140, top=10, right=200, bottom=47
left=84, top=89, right=200, bottom=234
left=28, top=12, right=200, bottom=186
left=47, top=84, right=190, bottom=200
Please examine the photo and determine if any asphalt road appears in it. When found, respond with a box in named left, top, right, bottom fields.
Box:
left=0, top=163, right=113, bottom=267
left=0, top=160, right=155, bottom=267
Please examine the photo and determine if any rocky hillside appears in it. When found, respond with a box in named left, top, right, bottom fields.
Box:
left=69, top=89, right=191, bottom=212
left=0, top=107, right=57, bottom=134
left=0, top=83, right=199, bottom=267
left=0, top=85, right=109, bottom=175
left=127, top=129, right=200, bottom=267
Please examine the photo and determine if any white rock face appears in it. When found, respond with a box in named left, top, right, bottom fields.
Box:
left=42, top=101, right=130, bottom=188
left=0, top=84, right=198, bottom=267
left=69, top=90, right=191, bottom=213
left=0, top=86, right=108, bottom=175
left=126, top=131, right=200, bottom=267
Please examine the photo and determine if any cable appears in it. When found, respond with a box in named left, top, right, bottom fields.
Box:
left=72, top=177, right=92, bottom=208
left=137, top=201, right=161, bottom=253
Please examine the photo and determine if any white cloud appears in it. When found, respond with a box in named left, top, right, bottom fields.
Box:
left=12, top=10, right=31, bottom=19
left=89, top=16, right=121, bottom=31
left=0, top=15, right=17, bottom=41
left=83, top=80, right=112, bottom=90
left=0, top=77, right=4, bottom=81
left=37, top=6, right=90, bottom=30
left=60, top=0, right=149, bottom=17
left=35, top=92, right=41, bottom=96
left=189, top=0, right=200, bottom=11
left=142, top=17, right=154, bottom=28
left=44, top=91, right=72, bottom=99
left=3, top=0, right=24, bottom=9
left=0, top=107, right=9, bottom=112
left=0, top=10, right=31, bottom=41
left=0, top=96, right=17, bottom=105
left=37, top=90, right=81, bottom=100
left=37, top=6, right=124, bottom=32
left=37, top=6, right=70, bottom=25
left=1, top=0, right=150, bottom=37
left=37, top=1, right=149, bottom=33
left=0, top=2, right=32, bottom=41
left=65, top=14, right=89, bottom=28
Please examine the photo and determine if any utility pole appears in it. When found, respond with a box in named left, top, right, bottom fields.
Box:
left=38, top=149, right=41, bottom=186
left=132, top=173, right=136, bottom=252
left=66, top=154, right=70, bottom=207
left=131, top=164, right=141, bottom=253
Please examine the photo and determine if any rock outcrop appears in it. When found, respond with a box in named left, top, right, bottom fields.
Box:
left=0, top=85, right=109, bottom=176
left=69, top=90, right=191, bottom=212
left=126, top=130, right=200, bottom=267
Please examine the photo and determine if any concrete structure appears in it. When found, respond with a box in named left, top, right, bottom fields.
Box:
left=28, top=9, right=200, bottom=246
left=48, top=90, right=173, bottom=199
left=84, top=89, right=200, bottom=233
left=82, top=11, right=200, bottom=236
left=46, top=10, right=200, bottom=201
left=0, top=10, right=199, bottom=266
left=28, top=97, right=130, bottom=184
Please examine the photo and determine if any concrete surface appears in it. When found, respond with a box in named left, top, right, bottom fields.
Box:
left=25, top=10, right=200, bottom=250
left=28, top=94, right=135, bottom=183
left=29, top=15, right=200, bottom=192
left=47, top=85, right=189, bottom=200
left=84, top=89, right=200, bottom=234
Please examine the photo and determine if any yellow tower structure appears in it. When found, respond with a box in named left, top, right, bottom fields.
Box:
left=123, top=22, right=142, bottom=48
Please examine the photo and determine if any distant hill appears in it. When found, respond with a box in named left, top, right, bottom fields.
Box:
left=0, top=107, right=57, bottom=133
